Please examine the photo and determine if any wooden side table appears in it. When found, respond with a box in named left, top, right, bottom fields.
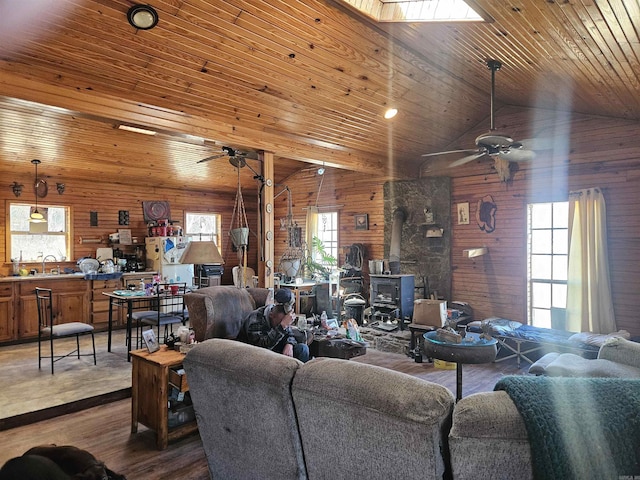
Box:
left=130, top=346, right=198, bottom=449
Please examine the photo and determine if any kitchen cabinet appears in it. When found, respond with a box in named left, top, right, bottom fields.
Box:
left=0, top=283, right=15, bottom=342
left=17, top=278, right=90, bottom=339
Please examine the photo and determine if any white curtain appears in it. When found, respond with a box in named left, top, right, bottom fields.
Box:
left=305, top=206, right=318, bottom=255
left=566, top=187, right=616, bottom=333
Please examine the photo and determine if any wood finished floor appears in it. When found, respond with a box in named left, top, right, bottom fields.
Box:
left=0, top=337, right=530, bottom=478
left=0, top=329, right=132, bottom=422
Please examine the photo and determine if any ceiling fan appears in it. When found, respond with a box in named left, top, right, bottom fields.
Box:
left=197, top=145, right=259, bottom=165
left=421, top=59, right=536, bottom=170
left=198, top=145, right=264, bottom=182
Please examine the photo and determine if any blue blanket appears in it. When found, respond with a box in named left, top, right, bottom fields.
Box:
left=495, top=376, right=640, bottom=480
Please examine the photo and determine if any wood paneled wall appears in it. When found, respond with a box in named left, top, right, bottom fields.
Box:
left=272, top=167, right=389, bottom=272
left=0, top=178, right=250, bottom=285
left=279, top=106, right=640, bottom=337
left=448, top=106, right=640, bottom=336
left=3, top=103, right=639, bottom=337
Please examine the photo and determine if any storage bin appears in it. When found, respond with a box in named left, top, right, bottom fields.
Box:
left=434, top=359, right=456, bottom=370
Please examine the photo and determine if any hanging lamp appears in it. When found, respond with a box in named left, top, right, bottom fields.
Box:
left=30, top=159, right=47, bottom=223
left=278, top=186, right=304, bottom=280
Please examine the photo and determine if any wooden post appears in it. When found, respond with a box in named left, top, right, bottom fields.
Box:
left=259, top=151, right=275, bottom=289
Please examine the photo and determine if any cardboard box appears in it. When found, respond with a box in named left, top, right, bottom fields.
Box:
left=413, top=299, right=447, bottom=327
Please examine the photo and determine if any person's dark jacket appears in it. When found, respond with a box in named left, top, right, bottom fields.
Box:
left=240, top=305, right=298, bottom=353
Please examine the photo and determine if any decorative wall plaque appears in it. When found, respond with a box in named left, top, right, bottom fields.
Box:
left=476, top=195, right=497, bottom=233
left=118, top=210, right=130, bottom=225
left=142, top=201, right=171, bottom=222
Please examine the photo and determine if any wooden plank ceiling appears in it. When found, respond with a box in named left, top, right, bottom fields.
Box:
left=0, top=0, right=638, bottom=193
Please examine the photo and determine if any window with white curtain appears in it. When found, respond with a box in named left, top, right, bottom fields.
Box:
left=527, top=202, right=568, bottom=328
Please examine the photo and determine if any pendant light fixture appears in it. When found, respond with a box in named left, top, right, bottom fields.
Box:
left=30, top=159, right=47, bottom=223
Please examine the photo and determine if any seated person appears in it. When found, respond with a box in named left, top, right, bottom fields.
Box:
left=239, top=288, right=311, bottom=362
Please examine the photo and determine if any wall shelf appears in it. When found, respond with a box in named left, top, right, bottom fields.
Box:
left=463, top=247, right=488, bottom=258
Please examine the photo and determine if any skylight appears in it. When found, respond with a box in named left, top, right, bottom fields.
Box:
left=340, top=0, right=491, bottom=23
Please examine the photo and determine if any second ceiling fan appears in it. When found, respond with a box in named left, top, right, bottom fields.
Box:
left=197, top=146, right=259, bottom=165
left=421, top=59, right=536, bottom=169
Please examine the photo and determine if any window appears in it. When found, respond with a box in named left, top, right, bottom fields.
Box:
left=184, top=212, right=221, bottom=247
left=314, top=211, right=338, bottom=264
left=527, top=202, right=568, bottom=328
left=8, top=203, right=71, bottom=262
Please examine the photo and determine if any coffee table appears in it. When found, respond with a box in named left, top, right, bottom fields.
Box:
left=423, top=331, right=497, bottom=400
left=310, top=335, right=367, bottom=360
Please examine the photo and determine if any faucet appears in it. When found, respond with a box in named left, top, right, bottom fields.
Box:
left=42, top=255, right=57, bottom=274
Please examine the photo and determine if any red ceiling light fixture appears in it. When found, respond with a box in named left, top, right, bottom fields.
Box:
left=127, top=4, right=159, bottom=30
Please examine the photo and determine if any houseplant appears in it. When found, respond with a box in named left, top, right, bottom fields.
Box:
left=305, top=236, right=337, bottom=280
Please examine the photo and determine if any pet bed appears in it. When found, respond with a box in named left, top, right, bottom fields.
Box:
left=467, top=318, right=605, bottom=367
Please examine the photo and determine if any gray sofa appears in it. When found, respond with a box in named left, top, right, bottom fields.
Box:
left=449, top=337, right=640, bottom=480
left=183, top=286, right=271, bottom=342
left=184, top=338, right=455, bottom=480
left=528, top=336, right=640, bottom=378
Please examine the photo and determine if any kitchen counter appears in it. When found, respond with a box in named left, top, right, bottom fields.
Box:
left=0, top=273, right=86, bottom=282
left=0, top=271, right=159, bottom=344
left=0, top=271, right=157, bottom=283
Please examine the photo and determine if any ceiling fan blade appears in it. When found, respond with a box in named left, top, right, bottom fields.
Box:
left=502, top=148, right=536, bottom=162
left=450, top=152, right=485, bottom=167
left=197, top=153, right=226, bottom=163
left=421, top=148, right=478, bottom=158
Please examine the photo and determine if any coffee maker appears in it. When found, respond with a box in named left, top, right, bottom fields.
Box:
left=123, top=254, right=138, bottom=272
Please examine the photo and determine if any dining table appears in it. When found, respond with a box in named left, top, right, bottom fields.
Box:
left=102, top=289, right=167, bottom=361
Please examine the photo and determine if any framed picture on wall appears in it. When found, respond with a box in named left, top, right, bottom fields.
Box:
left=354, top=214, right=368, bottom=231
left=457, top=202, right=470, bottom=225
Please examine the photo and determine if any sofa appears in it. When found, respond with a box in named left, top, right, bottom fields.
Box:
left=528, top=336, right=640, bottom=378
left=183, top=286, right=271, bottom=342
left=449, top=337, right=640, bottom=480
left=183, top=338, right=455, bottom=480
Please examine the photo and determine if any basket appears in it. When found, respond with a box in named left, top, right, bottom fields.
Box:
left=434, top=359, right=456, bottom=370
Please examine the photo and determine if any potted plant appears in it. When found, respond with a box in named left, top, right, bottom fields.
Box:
left=305, top=236, right=337, bottom=280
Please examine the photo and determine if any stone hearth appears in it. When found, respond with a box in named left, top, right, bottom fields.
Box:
left=359, top=326, right=411, bottom=356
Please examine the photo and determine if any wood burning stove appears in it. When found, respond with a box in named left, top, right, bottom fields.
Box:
left=369, top=274, right=414, bottom=330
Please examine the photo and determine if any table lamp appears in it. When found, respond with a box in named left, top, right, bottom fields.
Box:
left=180, top=241, right=225, bottom=287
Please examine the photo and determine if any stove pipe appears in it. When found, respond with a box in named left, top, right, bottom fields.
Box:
left=389, top=207, right=407, bottom=274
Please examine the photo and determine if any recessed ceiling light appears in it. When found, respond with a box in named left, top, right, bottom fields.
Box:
left=384, top=108, right=398, bottom=119
left=127, top=4, right=159, bottom=30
